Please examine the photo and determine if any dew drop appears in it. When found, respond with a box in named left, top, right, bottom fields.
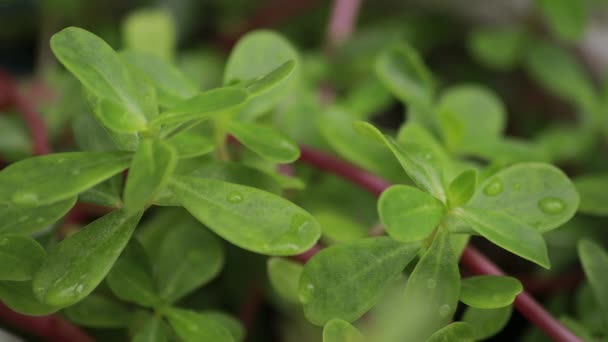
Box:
left=439, top=304, right=451, bottom=317
left=483, top=178, right=503, bottom=196
left=299, top=282, right=315, bottom=304
left=290, top=214, right=312, bottom=235
left=426, top=279, right=436, bottom=289
left=12, top=192, right=39, bottom=206
left=226, top=191, right=243, bottom=204
left=538, top=197, right=565, bottom=215
left=76, top=284, right=84, bottom=293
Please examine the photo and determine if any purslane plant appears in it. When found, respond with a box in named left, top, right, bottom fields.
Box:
left=0, top=9, right=585, bottom=342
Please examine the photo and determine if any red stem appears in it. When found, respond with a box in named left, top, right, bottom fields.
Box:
left=296, top=146, right=581, bottom=342
left=326, top=0, right=362, bottom=51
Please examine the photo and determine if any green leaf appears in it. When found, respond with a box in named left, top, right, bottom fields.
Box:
left=170, top=176, right=320, bottom=256
left=71, top=111, right=117, bottom=152
left=467, top=27, right=528, bottom=70
left=51, top=27, right=153, bottom=132
left=460, top=276, right=523, bottom=309
left=167, top=131, right=215, bottom=159
left=468, top=163, right=579, bottom=232
left=299, top=237, right=420, bottom=325
left=121, top=50, right=198, bottom=107
left=0, top=281, right=61, bottom=316
left=132, top=315, right=170, bottom=342
left=374, top=43, right=434, bottom=109
left=578, top=239, right=608, bottom=327
left=124, top=139, right=177, bottom=213
left=155, top=218, right=224, bottom=303
left=0, top=235, right=45, bottom=281
left=573, top=174, right=608, bottom=216
left=378, top=185, right=445, bottom=243
left=227, top=121, right=300, bottom=163
left=314, top=211, right=368, bottom=244
left=106, top=240, right=160, bottom=307
left=525, top=41, right=595, bottom=111
left=462, top=305, right=512, bottom=340
left=33, top=209, right=142, bottom=307
left=63, top=293, right=132, bottom=328
left=224, top=30, right=299, bottom=119
left=79, top=175, right=123, bottom=208
left=0, top=115, right=31, bottom=162
left=353, top=121, right=446, bottom=202
left=245, top=60, right=296, bottom=96
left=323, top=319, right=364, bottom=342
left=400, top=228, right=461, bottom=341
left=123, top=8, right=176, bottom=61
left=0, top=152, right=131, bottom=207
left=448, top=169, right=477, bottom=208
left=537, top=0, right=587, bottom=41
left=427, top=322, right=474, bottom=342
left=198, top=311, right=245, bottom=342
left=437, top=85, right=506, bottom=154
left=318, top=108, right=404, bottom=182
left=0, top=198, right=75, bottom=235
left=267, top=257, right=303, bottom=304
left=559, top=317, right=596, bottom=341
left=165, top=308, right=234, bottom=342
left=455, top=207, right=550, bottom=269
left=151, top=87, right=248, bottom=127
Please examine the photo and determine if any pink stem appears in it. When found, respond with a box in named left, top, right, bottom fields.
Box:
left=296, top=146, right=581, bottom=342
left=326, top=0, right=363, bottom=50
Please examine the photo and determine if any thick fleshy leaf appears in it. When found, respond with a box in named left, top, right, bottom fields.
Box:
left=106, top=240, right=160, bottom=307
left=0, top=235, right=45, bottom=281
left=462, top=305, right=513, bottom=340
left=0, top=281, right=60, bottom=316
left=124, top=139, right=177, bottom=213
left=72, top=111, right=118, bottom=152
left=354, top=121, right=446, bottom=202
left=165, top=308, right=234, bottom=342
left=79, top=175, right=123, bottom=208
left=447, top=169, right=477, bottom=208
left=33, top=209, right=142, bottom=306
left=427, top=322, right=474, bottom=342
left=155, top=218, right=224, bottom=303
left=314, top=211, right=368, bottom=244
left=169, top=176, right=320, bottom=256
left=167, top=131, right=215, bottom=159
left=0, top=152, right=131, bottom=207
left=198, top=311, right=245, bottom=342
left=132, top=315, right=170, bottom=342
left=467, top=28, right=528, bottom=70
left=0, top=198, right=75, bottom=235
left=378, top=185, right=445, bottom=243
left=537, top=0, right=587, bottom=41
left=323, top=319, right=364, bottom=342
left=455, top=207, right=550, bottom=269
left=224, top=30, right=299, bottom=118
left=150, top=87, right=248, bottom=127
left=121, top=50, right=197, bottom=107
left=374, top=43, right=434, bottom=109
left=123, top=8, right=176, bottom=61
left=399, top=229, right=461, bottom=341
left=227, top=121, right=300, bottom=163
left=245, top=60, right=296, bottom=97
left=63, top=293, right=132, bottom=328
left=573, top=174, right=608, bottom=216
left=267, top=257, right=303, bottom=303
left=578, top=239, right=608, bottom=326
left=51, top=27, right=152, bottom=132
left=460, top=276, right=522, bottom=309
left=299, top=237, right=420, bottom=325
left=437, top=85, right=506, bottom=153
left=468, top=163, right=579, bottom=232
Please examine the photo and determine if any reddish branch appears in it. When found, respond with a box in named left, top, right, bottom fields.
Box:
left=296, top=146, right=581, bottom=342
left=326, top=0, right=363, bottom=51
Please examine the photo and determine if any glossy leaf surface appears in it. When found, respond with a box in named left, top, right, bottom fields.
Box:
left=227, top=121, right=300, bottom=163
left=460, top=275, right=522, bottom=309
left=0, top=235, right=45, bottom=281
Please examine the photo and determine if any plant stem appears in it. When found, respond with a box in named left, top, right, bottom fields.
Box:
left=326, top=0, right=363, bottom=52
left=296, top=145, right=581, bottom=342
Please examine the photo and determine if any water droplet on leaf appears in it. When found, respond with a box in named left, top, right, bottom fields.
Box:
left=226, top=191, right=243, bottom=203
left=299, top=280, right=315, bottom=304
left=439, top=304, right=451, bottom=317
left=483, top=178, right=503, bottom=196
left=538, top=197, right=565, bottom=214
left=290, top=214, right=312, bottom=235
left=12, top=192, right=39, bottom=206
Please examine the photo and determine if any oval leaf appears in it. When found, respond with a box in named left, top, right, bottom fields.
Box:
left=578, top=239, right=608, bottom=327
left=447, top=169, right=477, bottom=208
left=378, top=185, right=445, bottom=242
left=460, top=275, right=522, bottom=309
left=0, top=152, right=131, bottom=207
left=267, top=257, right=303, bottom=304
left=169, top=176, right=320, bottom=256
left=132, top=314, right=170, bottom=342
left=33, top=209, right=142, bottom=307
left=165, top=308, right=234, bottom=342
left=323, top=319, right=364, bottom=342
left=462, top=305, right=512, bottom=340
left=63, top=293, right=132, bottom=328
left=227, top=121, right=300, bottom=163
left=0, top=235, right=45, bottom=281
left=299, top=237, right=420, bottom=325
left=0, top=197, right=75, bottom=235
left=573, top=174, right=608, bottom=216
left=167, top=131, right=215, bottom=159
left=468, top=163, right=579, bottom=232
left=0, top=281, right=61, bottom=316
left=427, top=322, right=474, bottom=342
left=123, top=9, right=176, bottom=62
